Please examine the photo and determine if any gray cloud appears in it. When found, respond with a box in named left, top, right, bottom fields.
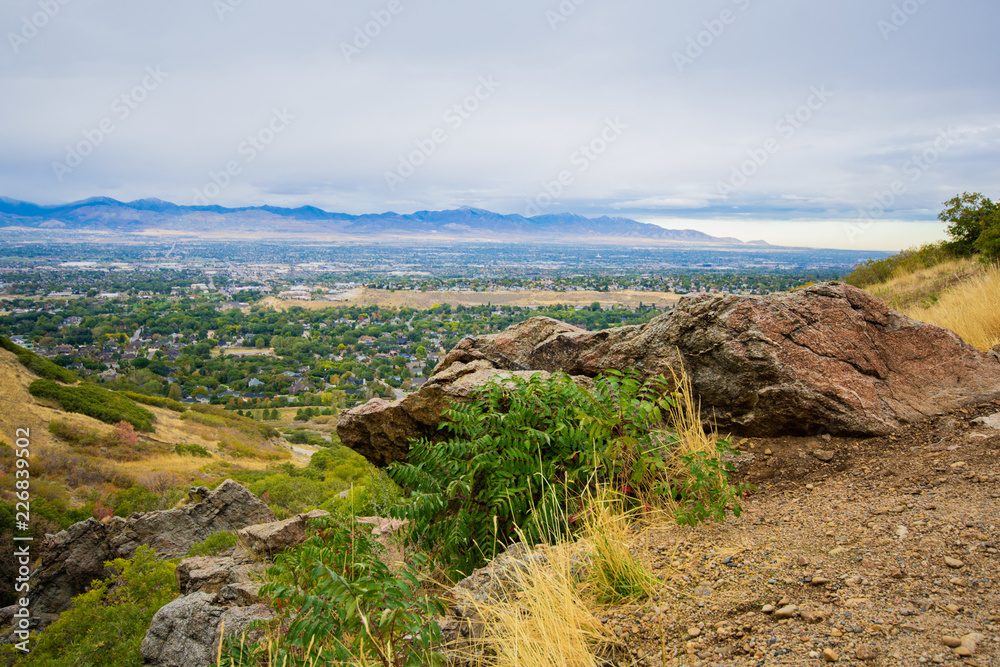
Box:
left=1, top=0, right=997, bottom=239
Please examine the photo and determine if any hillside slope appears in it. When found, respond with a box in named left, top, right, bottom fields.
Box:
left=0, top=347, right=302, bottom=509
left=863, top=259, right=1000, bottom=352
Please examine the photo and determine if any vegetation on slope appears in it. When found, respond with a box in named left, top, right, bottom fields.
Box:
left=0, top=334, right=77, bottom=383
left=1, top=546, right=178, bottom=667
left=28, top=379, right=155, bottom=431
left=389, top=370, right=745, bottom=578
left=845, top=192, right=1000, bottom=351
left=214, top=367, right=744, bottom=666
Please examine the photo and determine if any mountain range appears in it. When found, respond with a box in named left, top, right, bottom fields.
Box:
left=0, top=196, right=766, bottom=245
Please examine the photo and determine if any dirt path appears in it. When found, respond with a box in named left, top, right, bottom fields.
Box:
left=608, top=399, right=1000, bottom=666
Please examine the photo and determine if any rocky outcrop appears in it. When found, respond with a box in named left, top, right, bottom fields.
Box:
left=141, top=556, right=273, bottom=667
left=237, top=509, right=328, bottom=557
left=142, top=510, right=331, bottom=667
left=338, top=283, right=1000, bottom=465
left=20, top=480, right=274, bottom=630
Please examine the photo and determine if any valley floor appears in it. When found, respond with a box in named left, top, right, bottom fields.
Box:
left=604, top=398, right=1000, bottom=666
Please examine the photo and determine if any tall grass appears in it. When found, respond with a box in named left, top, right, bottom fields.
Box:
left=903, top=264, right=1000, bottom=351
left=466, top=542, right=613, bottom=667
left=583, top=493, right=659, bottom=604
left=865, top=257, right=983, bottom=311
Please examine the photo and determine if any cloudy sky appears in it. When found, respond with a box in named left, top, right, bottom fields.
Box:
left=1, top=0, right=998, bottom=249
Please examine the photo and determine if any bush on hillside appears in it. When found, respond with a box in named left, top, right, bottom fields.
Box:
left=29, top=380, right=154, bottom=431
left=845, top=242, right=953, bottom=287
left=119, top=391, right=187, bottom=413
left=175, top=442, right=211, bottom=457
left=940, top=192, right=1000, bottom=261
left=226, top=519, right=444, bottom=666
left=0, top=335, right=78, bottom=383
left=389, top=371, right=745, bottom=577
left=24, top=545, right=178, bottom=667
left=187, top=531, right=237, bottom=557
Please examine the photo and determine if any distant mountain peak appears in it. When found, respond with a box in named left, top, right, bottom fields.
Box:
left=0, top=196, right=762, bottom=246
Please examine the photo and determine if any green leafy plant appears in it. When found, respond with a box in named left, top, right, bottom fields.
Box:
left=25, top=545, right=178, bottom=667
left=188, top=531, right=237, bottom=557
left=390, top=373, right=599, bottom=577
left=226, top=518, right=445, bottom=666
left=175, top=442, right=212, bottom=457
left=390, top=370, right=747, bottom=578
left=119, top=390, right=188, bottom=413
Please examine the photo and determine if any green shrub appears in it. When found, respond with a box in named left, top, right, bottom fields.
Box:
left=108, top=486, right=166, bottom=517
left=27, top=545, right=178, bottom=667
left=120, top=391, right=187, bottom=413
left=29, top=380, right=154, bottom=431
left=225, top=519, right=444, bottom=666
left=175, top=443, right=211, bottom=458
left=188, top=531, right=237, bottom=557
left=0, top=335, right=78, bottom=383
left=844, top=242, right=954, bottom=287
left=389, top=371, right=745, bottom=578
left=48, top=418, right=110, bottom=448
left=248, top=474, right=329, bottom=518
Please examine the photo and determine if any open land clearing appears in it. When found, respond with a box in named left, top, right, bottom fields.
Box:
left=261, top=287, right=681, bottom=311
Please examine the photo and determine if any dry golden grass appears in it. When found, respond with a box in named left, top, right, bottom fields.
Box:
left=866, top=257, right=983, bottom=311
left=902, top=263, right=1000, bottom=351
left=467, top=542, right=615, bottom=667
left=582, top=494, right=659, bottom=605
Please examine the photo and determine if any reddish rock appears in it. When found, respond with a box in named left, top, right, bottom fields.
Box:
left=338, top=283, right=1000, bottom=465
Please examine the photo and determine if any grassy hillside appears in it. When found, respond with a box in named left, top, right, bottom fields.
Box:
left=847, top=251, right=1000, bottom=351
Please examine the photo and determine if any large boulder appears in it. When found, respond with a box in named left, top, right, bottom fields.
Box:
left=140, top=592, right=274, bottom=667
left=338, top=283, right=1000, bottom=465
left=20, top=480, right=274, bottom=631
left=236, top=509, right=328, bottom=557
left=142, top=510, right=335, bottom=667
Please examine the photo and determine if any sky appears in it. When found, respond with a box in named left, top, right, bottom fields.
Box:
left=1, top=0, right=998, bottom=250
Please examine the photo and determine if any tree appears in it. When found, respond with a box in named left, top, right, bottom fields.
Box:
left=167, top=383, right=182, bottom=401
left=941, top=192, right=1000, bottom=259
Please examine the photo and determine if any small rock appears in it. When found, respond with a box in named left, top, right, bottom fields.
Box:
left=774, top=604, right=798, bottom=619
left=822, top=647, right=839, bottom=662
left=764, top=448, right=773, bottom=455
left=856, top=645, right=877, bottom=661
left=972, top=412, right=1000, bottom=430
left=814, top=449, right=835, bottom=462
left=945, top=557, right=965, bottom=569
left=801, top=610, right=827, bottom=624
left=687, top=627, right=701, bottom=638
left=942, top=636, right=962, bottom=648
left=954, top=646, right=973, bottom=657
left=762, top=604, right=775, bottom=614
left=811, top=577, right=832, bottom=586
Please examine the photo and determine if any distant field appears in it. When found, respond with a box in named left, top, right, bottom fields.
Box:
left=261, top=288, right=680, bottom=311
